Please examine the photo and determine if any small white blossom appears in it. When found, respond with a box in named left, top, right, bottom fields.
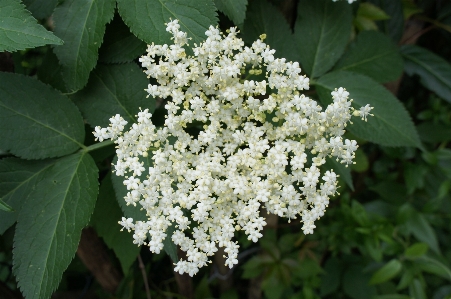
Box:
left=96, top=19, right=373, bottom=277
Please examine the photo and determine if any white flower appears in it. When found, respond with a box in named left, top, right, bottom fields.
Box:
left=95, top=19, right=373, bottom=276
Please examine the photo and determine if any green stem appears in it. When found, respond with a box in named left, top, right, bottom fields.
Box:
left=83, top=140, right=114, bottom=152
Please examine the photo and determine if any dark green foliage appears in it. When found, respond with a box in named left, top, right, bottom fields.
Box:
left=0, top=0, right=62, bottom=52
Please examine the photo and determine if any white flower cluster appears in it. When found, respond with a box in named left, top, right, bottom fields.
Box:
left=94, top=20, right=372, bottom=276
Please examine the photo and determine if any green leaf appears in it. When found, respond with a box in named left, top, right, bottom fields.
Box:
left=350, top=149, right=369, bottom=173
left=214, top=0, right=247, bottom=25
left=406, top=212, right=440, bottom=254
left=343, top=265, right=377, bottom=299
left=365, top=236, right=382, bottom=262
left=241, top=256, right=265, bottom=279
left=116, top=0, right=218, bottom=46
left=334, top=31, right=403, bottom=83
left=242, top=0, right=296, bottom=62
left=98, top=14, right=147, bottom=64
left=0, top=72, right=85, bottom=159
left=0, top=158, right=54, bottom=234
left=357, top=2, right=390, bottom=21
left=163, top=225, right=179, bottom=263
left=23, top=0, right=58, bottom=19
left=13, top=152, right=98, bottom=299
left=320, top=258, right=342, bottom=296
left=370, top=259, right=402, bottom=285
left=72, top=62, right=155, bottom=128
left=397, top=267, right=414, bottom=290
left=416, top=256, right=451, bottom=281
left=417, top=122, right=451, bottom=143
left=404, top=243, right=428, bottom=258
left=409, top=279, right=427, bottom=299
left=37, top=49, right=67, bottom=93
left=91, top=173, right=140, bottom=275
left=0, top=0, right=62, bottom=52
left=373, top=295, right=410, bottom=299
left=351, top=201, right=370, bottom=227
left=0, top=198, right=13, bottom=212
left=294, top=0, right=352, bottom=78
left=401, top=45, right=451, bottom=104
left=316, top=71, right=422, bottom=148
left=367, top=0, right=404, bottom=42
left=53, top=0, right=116, bottom=92
left=404, top=162, right=428, bottom=194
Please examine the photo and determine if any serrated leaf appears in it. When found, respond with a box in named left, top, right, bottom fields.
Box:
left=72, top=62, right=155, bottom=128
left=370, top=259, right=402, bottom=285
left=117, top=0, right=217, bottom=46
left=91, top=173, right=140, bottom=274
left=334, top=31, right=403, bottom=83
left=0, top=158, right=54, bottom=234
left=13, top=152, right=98, bottom=299
left=214, top=0, right=247, bottom=25
left=242, top=0, right=297, bottom=62
left=23, top=0, right=58, bottom=19
left=0, top=0, right=62, bottom=52
left=316, top=71, right=422, bottom=148
left=0, top=72, right=85, bottom=159
left=53, top=0, right=116, bottom=92
left=0, top=198, right=13, bottom=212
left=404, top=243, right=428, bottom=258
left=98, top=14, right=147, bottom=64
left=294, top=0, right=352, bottom=78
left=401, top=45, right=451, bottom=104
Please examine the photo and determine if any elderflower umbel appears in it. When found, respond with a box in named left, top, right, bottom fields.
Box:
left=94, top=19, right=373, bottom=276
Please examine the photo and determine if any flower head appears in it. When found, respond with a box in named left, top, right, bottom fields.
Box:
left=94, top=19, right=372, bottom=276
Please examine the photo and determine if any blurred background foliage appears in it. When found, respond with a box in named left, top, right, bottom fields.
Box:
left=1, top=0, right=451, bottom=298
